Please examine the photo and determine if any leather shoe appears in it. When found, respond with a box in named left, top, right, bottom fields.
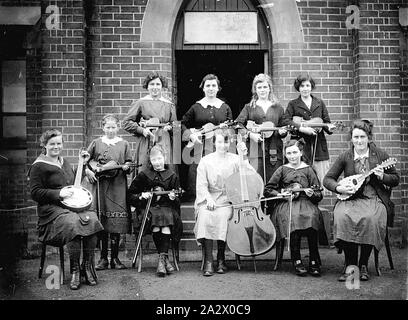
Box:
left=360, top=265, right=370, bottom=281
left=216, top=260, right=228, bottom=274
left=156, top=254, right=166, bottom=277
left=70, top=271, right=81, bottom=290
left=95, top=258, right=108, bottom=270
left=110, top=258, right=127, bottom=269
left=163, top=254, right=175, bottom=274
left=203, top=261, right=214, bottom=277
left=308, top=261, right=321, bottom=277
left=294, top=260, right=307, bottom=277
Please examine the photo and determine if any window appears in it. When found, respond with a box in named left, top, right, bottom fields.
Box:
left=0, top=27, right=27, bottom=150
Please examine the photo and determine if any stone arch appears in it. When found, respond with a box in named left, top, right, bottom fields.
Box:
left=140, top=0, right=304, bottom=44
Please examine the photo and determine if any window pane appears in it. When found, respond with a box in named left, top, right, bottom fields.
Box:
left=3, top=116, right=26, bottom=138
left=2, top=60, right=26, bottom=113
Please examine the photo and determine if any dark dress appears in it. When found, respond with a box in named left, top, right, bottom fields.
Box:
left=29, top=154, right=103, bottom=246
left=82, top=137, right=132, bottom=234
left=235, top=101, right=288, bottom=182
left=123, top=97, right=178, bottom=175
left=323, top=144, right=400, bottom=250
left=181, top=100, right=233, bottom=197
left=128, top=166, right=183, bottom=242
left=264, top=164, right=327, bottom=244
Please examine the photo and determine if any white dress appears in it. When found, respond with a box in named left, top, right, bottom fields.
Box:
left=194, top=152, right=253, bottom=241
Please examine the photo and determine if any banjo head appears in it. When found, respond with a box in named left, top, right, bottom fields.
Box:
left=61, top=186, right=93, bottom=212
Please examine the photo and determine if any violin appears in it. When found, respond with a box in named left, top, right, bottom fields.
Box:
left=246, top=120, right=295, bottom=138
left=183, top=120, right=237, bottom=148
left=279, top=182, right=323, bottom=200
left=292, top=116, right=345, bottom=132
left=88, top=160, right=141, bottom=179
left=225, top=135, right=276, bottom=257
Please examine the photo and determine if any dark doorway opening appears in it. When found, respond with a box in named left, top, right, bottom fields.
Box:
left=175, top=50, right=265, bottom=119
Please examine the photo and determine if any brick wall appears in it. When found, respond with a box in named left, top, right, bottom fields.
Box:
left=85, top=0, right=172, bottom=149
left=41, top=0, right=87, bottom=164
left=401, top=25, right=408, bottom=215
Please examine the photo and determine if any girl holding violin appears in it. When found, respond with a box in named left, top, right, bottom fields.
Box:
left=235, top=73, right=289, bottom=183
left=83, top=114, right=133, bottom=270
left=181, top=74, right=233, bottom=200
left=123, top=71, right=177, bottom=175
left=264, top=139, right=326, bottom=277
left=285, top=74, right=333, bottom=188
left=194, top=129, right=253, bottom=276
left=128, top=145, right=183, bottom=277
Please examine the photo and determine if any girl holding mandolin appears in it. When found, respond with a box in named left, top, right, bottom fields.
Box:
left=323, top=120, right=399, bottom=282
left=128, top=145, right=183, bottom=277
left=181, top=74, right=233, bottom=200
left=285, top=74, right=334, bottom=188
left=29, top=129, right=103, bottom=290
left=123, top=72, right=177, bottom=175
left=194, top=129, right=254, bottom=276
left=235, top=73, right=289, bottom=183
left=83, top=114, right=133, bottom=270
left=264, top=139, right=326, bottom=277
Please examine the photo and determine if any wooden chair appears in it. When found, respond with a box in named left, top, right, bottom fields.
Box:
left=273, top=238, right=322, bottom=271
left=38, top=242, right=65, bottom=285
left=338, top=227, right=393, bottom=276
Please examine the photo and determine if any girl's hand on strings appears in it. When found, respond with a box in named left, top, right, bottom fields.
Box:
left=140, top=192, right=152, bottom=200
left=85, top=168, right=97, bottom=184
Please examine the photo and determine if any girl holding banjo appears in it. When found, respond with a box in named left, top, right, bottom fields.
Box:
left=29, top=129, right=103, bottom=290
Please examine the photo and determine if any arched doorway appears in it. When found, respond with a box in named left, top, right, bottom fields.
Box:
left=172, top=0, right=272, bottom=119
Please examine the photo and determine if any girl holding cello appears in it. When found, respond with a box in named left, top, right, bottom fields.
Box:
left=264, top=139, right=326, bottom=277
left=194, top=129, right=253, bottom=276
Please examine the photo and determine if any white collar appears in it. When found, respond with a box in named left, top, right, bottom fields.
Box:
left=283, top=162, right=309, bottom=170
left=140, top=95, right=172, bottom=104
left=197, top=98, right=224, bottom=109
left=101, top=136, right=122, bottom=146
left=33, top=154, right=64, bottom=169
left=354, top=149, right=369, bottom=161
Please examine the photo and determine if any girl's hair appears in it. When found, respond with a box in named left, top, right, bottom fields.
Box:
left=249, top=73, right=279, bottom=107
left=142, top=71, right=168, bottom=89
left=199, top=74, right=221, bottom=91
left=102, top=113, right=119, bottom=126
left=283, top=138, right=306, bottom=163
left=39, top=129, right=62, bottom=148
left=350, top=119, right=373, bottom=140
left=293, top=74, right=316, bottom=91
left=213, top=128, right=232, bottom=143
left=284, top=138, right=305, bottom=152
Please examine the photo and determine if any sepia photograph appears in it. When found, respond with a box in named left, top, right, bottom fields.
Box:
left=0, top=0, right=407, bottom=309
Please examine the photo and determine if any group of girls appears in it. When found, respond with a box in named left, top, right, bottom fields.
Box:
left=29, top=71, right=399, bottom=291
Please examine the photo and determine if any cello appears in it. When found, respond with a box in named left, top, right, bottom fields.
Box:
left=225, top=135, right=276, bottom=262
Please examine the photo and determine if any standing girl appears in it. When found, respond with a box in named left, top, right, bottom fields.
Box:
left=84, top=114, right=133, bottom=270
left=235, top=73, right=288, bottom=183
left=285, top=74, right=334, bottom=187
left=128, top=145, right=183, bottom=277
left=264, top=139, right=326, bottom=277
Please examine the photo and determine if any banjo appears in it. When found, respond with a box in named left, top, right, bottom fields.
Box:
left=60, top=150, right=93, bottom=212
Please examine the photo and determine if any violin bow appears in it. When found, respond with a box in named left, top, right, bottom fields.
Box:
left=311, top=134, right=318, bottom=167
left=261, top=134, right=268, bottom=211
left=214, top=195, right=287, bottom=209
left=287, top=193, right=294, bottom=251
left=132, top=195, right=153, bottom=270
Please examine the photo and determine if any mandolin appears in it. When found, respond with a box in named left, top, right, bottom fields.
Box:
left=88, top=160, right=141, bottom=179
left=292, top=116, right=345, bottom=132
left=60, top=150, right=93, bottom=212
left=183, top=120, right=236, bottom=148
left=337, top=158, right=397, bottom=201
